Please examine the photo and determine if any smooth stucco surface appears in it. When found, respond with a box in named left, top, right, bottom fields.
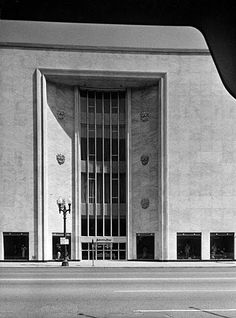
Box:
left=0, top=20, right=208, bottom=50
left=0, top=46, right=235, bottom=260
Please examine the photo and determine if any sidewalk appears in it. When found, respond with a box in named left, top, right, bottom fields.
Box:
left=1, top=260, right=236, bottom=268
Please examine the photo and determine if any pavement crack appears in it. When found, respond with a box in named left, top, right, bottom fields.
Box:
left=77, top=313, right=100, bottom=318
left=190, top=307, right=232, bottom=318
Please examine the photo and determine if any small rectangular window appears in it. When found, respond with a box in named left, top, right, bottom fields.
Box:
left=119, top=92, right=125, bottom=114
left=112, top=139, right=118, bottom=155
left=82, top=243, right=88, bottom=250
left=120, top=218, right=126, bottom=236
left=112, top=218, right=118, bottom=236
left=88, top=91, right=95, bottom=106
left=80, top=91, right=87, bottom=113
left=81, top=138, right=87, bottom=160
left=119, top=139, right=126, bottom=161
left=104, top=92, right=110, bottom=113
left=105, top=174, right=110, bottom=203
left=81, top=173, right=87, bottom=203
left=104, top=125, right=110, bottom=138
left=89, top=216, right=95, bottom=236
left=96, top=92, right=102, bottom=113
left=89, top=138, right=95, bottom=155
left=97, top=216, right=103, bottom=236
left=89, top=124, right=95, bottom=131
left=120, top=173, right=126, bottom=203
left=81, top=215, right=88, bottom=236
left=96, top=138, right=103, bottom=161
left=97, top=174, right=103, bottom=203
left=112, top=179, right=118, bottom=198
left=89, top=179, right=95, bottom=203
left=104, top=139, right=110, bottom=161
left=105, top=217, right=111, bottom=236
left=88, top=106, right=95, bottom=113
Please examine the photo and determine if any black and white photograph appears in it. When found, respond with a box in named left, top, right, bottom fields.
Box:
left=1, top=1, right=236, bottom=317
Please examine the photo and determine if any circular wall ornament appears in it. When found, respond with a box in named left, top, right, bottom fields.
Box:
left=141, top=154, right=149, bottom=165
left=57, top=110, right=65, bottom=120
left=56, top=153, right=65, bottom=165
left=140, top=111, right=150, bottom=122
left=141, top=198, right=149, bottom=209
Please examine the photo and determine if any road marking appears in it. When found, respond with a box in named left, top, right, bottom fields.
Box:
left=134, top=309, right=236, bottom=313
left=115, top=289, right=236, bottom=293
left=1, top=276, right=236, bottom=281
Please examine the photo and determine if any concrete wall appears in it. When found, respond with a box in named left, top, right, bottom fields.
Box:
left=45, top=82, right=74, bottom=259
left=131, top=85, right=161, bottom=259
left=0, top=46, right=236, bottom=260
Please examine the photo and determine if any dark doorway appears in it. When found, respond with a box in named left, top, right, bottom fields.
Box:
left=136, top=233, right=154, bottom=260
left=52, top=233, right=71, bottom=260
left=177, top=233, right=201, bottom=260
left=210, top=233, right=234, bottom=259
left=3, top=232, right=29, bottom=260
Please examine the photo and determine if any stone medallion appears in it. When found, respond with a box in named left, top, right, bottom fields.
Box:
left=141, top=198, right=149, bottom=209
left=57, top=110, right=65, bottom=120
left=56, top=153, right=65, bottom=165
left=140, top=111, right=150, bottom=122
left=141, top=154, right=149, bottom=165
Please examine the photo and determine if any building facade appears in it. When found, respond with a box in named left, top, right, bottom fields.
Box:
left=1, top=21, right=236, bottom=261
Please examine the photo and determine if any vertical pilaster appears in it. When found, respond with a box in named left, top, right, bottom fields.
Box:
left=73, top=87, right=79, bottom=259
left=127, top=88, right=132, bottom=259
left=234, top=234, right=236, bottom=260
left=0, top=233, right=4, bottom=260
left=202, top=232, right=210, bottom=260
left=36, top=69, right=43, bottom=260
left=160, top=75, right=168, bottom=260
left=42, top=75, right=49, bottom=260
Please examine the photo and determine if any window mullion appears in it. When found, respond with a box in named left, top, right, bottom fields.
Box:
left=95, top=92, right=97, bottom=237
left=110, top=92, right=112, bottom=237
left=102, top=92, right=105, bottom=237
left=118, top=93, right=120, bottom=238
left=86, top=91, right=89, bottom=237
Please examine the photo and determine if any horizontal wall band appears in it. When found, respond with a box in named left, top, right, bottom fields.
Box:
left=0, top=42, right=210, bottom=55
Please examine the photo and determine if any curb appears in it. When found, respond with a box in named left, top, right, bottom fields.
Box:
left=1, top=261, right=236, bottom=268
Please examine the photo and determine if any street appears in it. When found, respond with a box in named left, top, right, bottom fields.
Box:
left=1, top=267, right=236, bottom=318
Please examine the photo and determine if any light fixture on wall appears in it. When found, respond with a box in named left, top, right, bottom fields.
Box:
left=57, top=197, right=71, bottom=266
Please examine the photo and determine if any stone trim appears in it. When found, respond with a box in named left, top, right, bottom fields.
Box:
left=36, top=68, right=167, bottom=261
left=0, top=42, right=210, bottom=55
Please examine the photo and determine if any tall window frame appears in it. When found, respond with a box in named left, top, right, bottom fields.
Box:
left=79, top=89, right=127, bottom=238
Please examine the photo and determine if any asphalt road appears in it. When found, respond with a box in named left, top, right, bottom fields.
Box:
left=1, top=267, right=236, bottom=318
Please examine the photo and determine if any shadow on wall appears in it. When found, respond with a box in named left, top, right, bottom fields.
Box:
left=46, top=80, right=75, bottom=139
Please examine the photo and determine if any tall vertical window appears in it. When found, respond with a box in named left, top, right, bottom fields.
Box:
left=79, top=90, right=127, bottom=244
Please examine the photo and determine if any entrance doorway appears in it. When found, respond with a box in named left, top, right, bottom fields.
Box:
left=136, top=233, right=154, bottom=260
left=52, top=233, right=71, bottom=260
left=3, top=232, right=29, bottom=260
left=81, top=241, right=126, bottom=260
